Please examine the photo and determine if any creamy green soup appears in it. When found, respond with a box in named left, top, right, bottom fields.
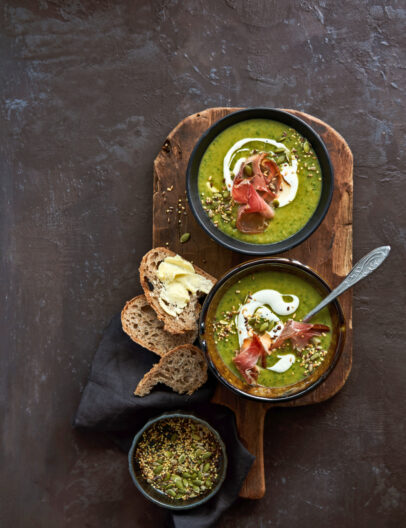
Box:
left=198, top=119, right=322, bottom=244
left=213, top=271, right=332, bottom=388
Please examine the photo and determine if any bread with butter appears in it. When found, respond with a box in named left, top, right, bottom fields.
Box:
left=139, top=247, right=216, bottom=334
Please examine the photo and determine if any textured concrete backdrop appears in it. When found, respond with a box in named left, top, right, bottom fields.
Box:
left=1, top=1, right=405, bottom=527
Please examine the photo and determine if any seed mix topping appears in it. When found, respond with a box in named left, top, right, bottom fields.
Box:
left=135, top=417, right=222, bottom=501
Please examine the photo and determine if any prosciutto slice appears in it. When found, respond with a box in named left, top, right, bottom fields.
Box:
left=231, top=152, right=282, bottom=234
left=232, top=179, right=251, bottom=204
left=233, top=334, right=266, bottom=384
left=235, top=180, right=274, bottom=233
left=236, top=211, right=269, bottom=234
left=271, top=320, right=330, bottom=352
left=252, top=153, right=282, bottom=200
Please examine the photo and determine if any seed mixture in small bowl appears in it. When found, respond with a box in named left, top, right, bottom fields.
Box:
left=128, top=413, right=227, bottom=510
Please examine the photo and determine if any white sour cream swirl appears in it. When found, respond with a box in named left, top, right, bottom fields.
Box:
left=267, top=354, right=296, bottom=373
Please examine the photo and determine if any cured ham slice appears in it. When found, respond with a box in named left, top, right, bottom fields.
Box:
left=271, top=320, right=330, bottom=352
left=236, top=185, right=274, bottom=233
left=258, top=332, right=273, bottom=353
left=252, top=153, right=282, bottom=200
left=232, top=179, right=251, bottom=204
left=233, top=334, right=266, bottom=384
left=231, top=152, right=282, bottom=234
left=236, top=211, right=268, bottom=234
left=245, top=186, right=275, bottom=218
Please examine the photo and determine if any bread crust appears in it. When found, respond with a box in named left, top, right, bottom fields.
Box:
left=134, top=344, right=208, bottom=396
left=121, top=294, right=197, bottom=356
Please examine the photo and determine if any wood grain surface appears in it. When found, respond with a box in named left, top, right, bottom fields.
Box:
left=153, top=107, right=353, bottom=499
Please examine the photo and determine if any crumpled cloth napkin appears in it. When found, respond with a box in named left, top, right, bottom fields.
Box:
left=74, top=313, right=255, bottom=528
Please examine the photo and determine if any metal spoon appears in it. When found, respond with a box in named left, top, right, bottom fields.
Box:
left=302, top=245, right=391, bottom=322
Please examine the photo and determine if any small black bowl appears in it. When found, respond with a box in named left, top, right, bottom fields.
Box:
left=186, top=108, right=334, bottom=255
left=128, top=411, right=227, bottom=510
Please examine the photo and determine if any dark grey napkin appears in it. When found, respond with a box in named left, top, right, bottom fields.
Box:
left=74, top=313, right=255, bottom=528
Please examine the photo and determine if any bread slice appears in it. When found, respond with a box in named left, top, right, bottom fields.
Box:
left=134, top=344, right=207, bottom=396
left=121, top=295, right=197, bottom=356
left=139, top=247, right=216, bottom=334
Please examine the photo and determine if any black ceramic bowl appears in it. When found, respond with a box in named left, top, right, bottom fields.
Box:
left=128, top=411, right=227, bottom=510
left=199, top=258, right=345, bottom=402
left=186, top=108, right=334, bottom=255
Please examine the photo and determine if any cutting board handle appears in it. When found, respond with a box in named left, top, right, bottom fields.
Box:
left=212, top=385, right=271, bottom=499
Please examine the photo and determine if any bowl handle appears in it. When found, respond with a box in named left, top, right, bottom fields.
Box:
left=211, top=384, right=271, bottom=499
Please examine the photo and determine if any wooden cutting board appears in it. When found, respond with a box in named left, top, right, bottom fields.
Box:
left=152, top=107, right=353, bottom=500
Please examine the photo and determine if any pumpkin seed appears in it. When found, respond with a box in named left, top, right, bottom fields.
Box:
left=193, top=485, right=200, bottom=494
left=167, top=489, right=176, bottom=497
left=203, top=462, right=210, bottom=472
left=276, top=155, right=285, bottom=165
left=178, top=454, right=185, bottom=464
left=153, top=465, right=163, bottom=474
left=303, top=141, right=310, bottom=153
left=243, top=164, right=253, bottom=177
left=259, top=321, right=269, bottom=333
left=175, top=479, right=184, bottom=490
left=202, top=452, right=212, bottom=459
left=180, top=232, right=190, bottom=244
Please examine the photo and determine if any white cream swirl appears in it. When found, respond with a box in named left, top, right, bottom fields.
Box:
left=235, top=289, right=299, bottom=347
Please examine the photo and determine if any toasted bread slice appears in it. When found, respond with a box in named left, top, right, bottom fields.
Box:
left=121, top=295, right=198, bottom=356
left=139, top=247, right=216, bottom=334
left=134, top=344, right=207, bottom=396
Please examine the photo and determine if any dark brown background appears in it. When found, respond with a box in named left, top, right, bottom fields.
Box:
left=1, top=1, right=405, bottom=527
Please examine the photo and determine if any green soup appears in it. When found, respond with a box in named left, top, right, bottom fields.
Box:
left=213, top=271, right=332, bottom=388
left=198, top=119, right=322, bottom=244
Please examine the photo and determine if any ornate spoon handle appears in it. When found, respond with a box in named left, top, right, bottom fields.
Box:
left=302, top=246, right=390, bottom=322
